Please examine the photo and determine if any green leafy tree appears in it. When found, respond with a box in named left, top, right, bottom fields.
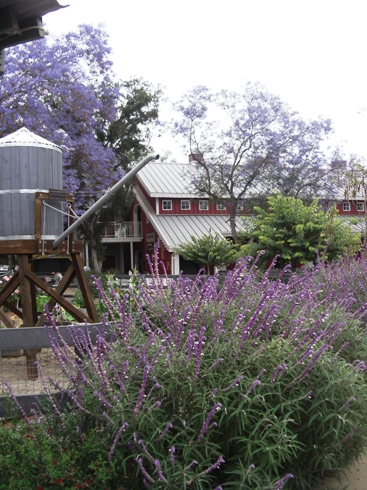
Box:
left=241, top=194, right=360, bottom=269
left=106, top=78, right=162, bottom=172
left=175, top=233, right=237, bottom=274
left=78, top=78, right=162, bottom=272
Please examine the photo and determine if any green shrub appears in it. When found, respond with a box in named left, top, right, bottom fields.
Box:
left=3, top=252, right=367, bottom=489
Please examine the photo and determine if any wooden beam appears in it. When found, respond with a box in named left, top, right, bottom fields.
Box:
left=34, top=194, right=42, bottom=241
left=26, top=269, right=95, bottom=324
left=18, top=256, right=33, bottom=327
left=0, top=239, right=84, bottom=255
left=3, top=300, right=23, bottom=319
left=35, top=260, right=76, bottom=326
left=18, top=255, right=39, bottom=380
left=0, top=309, right=15, bottom=329
left=72, top=253, right=99, bottom=323
left=0, top=271, right=20, bottom=307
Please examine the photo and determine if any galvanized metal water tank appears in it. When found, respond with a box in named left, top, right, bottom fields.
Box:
left=0, top=127, right=63, bottom=240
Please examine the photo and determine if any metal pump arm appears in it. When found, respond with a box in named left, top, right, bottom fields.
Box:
left=52, top=152, right=159, bottom=249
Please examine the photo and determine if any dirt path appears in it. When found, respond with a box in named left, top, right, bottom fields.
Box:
left=316, top=454, right=367, bottom=490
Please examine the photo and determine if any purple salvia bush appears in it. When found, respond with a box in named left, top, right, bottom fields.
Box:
left=30, top=248, right=367, bottom=488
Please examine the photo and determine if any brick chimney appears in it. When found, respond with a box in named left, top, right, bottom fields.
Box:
left=189, top=153, right=204, bottom=163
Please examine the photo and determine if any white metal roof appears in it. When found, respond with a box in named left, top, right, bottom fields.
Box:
left=134, top=185, right=246, bottom=251
left=0, top=127, right=62, bottom=152
left=138, top=161, right=264, bottom=198
left=137, top=162, right=198, bottom=198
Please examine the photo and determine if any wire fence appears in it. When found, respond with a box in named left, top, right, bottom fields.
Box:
left=0, top=324, right=105, bottom=417
left=0, top=348, right=73, bottom=397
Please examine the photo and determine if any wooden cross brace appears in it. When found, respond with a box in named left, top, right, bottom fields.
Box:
left=0, top=252, right=99, bottom=380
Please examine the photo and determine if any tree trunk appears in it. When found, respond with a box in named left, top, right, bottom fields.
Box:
left=229, top=210, right=239, bottom=243
left=90, top=244, right=103, bottom=273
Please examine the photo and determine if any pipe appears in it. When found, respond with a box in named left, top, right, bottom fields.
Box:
left=53, top=152, right=159, bottom=249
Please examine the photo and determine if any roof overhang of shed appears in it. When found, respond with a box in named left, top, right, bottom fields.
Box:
left=0, top=0, right=65, bottom=49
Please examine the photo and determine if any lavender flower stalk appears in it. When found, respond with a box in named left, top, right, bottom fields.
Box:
left=154, top=459, right=167, bottom=482
left=274, top=473, right=294, bottom=490
left=137, top=458, right=155, bottom=484
left=108, top=422, right=129, bottom=461
left=198, top=402, right=222, bottom=441
left=155, top=422, right=172, bottom=441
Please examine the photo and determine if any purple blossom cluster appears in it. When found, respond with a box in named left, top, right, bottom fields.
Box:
left=0, top=24, right=120, bottom=213
left=23, top=248, right=367, bottom=489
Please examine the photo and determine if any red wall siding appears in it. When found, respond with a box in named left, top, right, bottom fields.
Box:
left=140, top=210, right=172, bottom=274
left=137, top=182, right=156, bottom=209
left=336, top=201, right=365, bottom=216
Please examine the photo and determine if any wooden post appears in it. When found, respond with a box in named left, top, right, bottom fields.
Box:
left=18, top=255, right=39, bottom=380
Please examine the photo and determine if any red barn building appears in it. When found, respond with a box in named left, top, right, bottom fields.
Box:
left=100, top=162, right=246, bottom=274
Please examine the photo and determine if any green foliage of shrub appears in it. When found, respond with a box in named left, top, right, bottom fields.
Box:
left=241, top=195, right=360, bottom=269
left=0, top=418, right=141, bottom=489
left=3, top=252, right=367, bottom=489
left=175, top=233, right=237, bottom=273
left=72, top=289, right=86, bottom=308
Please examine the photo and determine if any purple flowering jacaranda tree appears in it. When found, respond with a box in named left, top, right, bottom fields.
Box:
left=170, top=83, right=345, bottom=241
left=0, top=24, right=119, bottom=207
left=0, top=24, right=161, bottom=271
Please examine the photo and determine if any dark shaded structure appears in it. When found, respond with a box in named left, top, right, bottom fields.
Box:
left=0, top=0, right=66, bottom=73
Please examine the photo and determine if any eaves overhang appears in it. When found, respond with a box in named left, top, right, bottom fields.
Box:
left=0, top=0, right=66, bottom=50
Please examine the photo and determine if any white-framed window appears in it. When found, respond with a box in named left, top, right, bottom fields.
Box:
left=162, top=200, right=172, bottom=211
left=216, top=203, right=226, bottom=211
left=342, top=201, right=351, bottom=212
left=181, top=199, right=191, bottom=210
left=357, top=202, right=365, bottom=212
left=199, top=200, right=209, bottom=211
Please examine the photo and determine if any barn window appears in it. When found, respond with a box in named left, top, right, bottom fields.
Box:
left=162, top=200, right=172, bottom=211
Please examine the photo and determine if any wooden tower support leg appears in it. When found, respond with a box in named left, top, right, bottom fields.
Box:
left=72, top=253, right=99, bottom=323
left=18, top=254, right=39, bottom=380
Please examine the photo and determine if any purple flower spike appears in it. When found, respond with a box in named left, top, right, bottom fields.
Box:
left=198, top=402, right=222, bottom=441
left=169, top=446, right=175, bottom=465
left=108, top=422, right=129, bottom=461
left=137, top=458, right=155, bottom=484
left=274, top=473, right=294, bottom=490
left=154, top=459, right=167, bottom=482
left=200, top=455, right=225, bottom=475
left=155, top=422, right=173, bottom=441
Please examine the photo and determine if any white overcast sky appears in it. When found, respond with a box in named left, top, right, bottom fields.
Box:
left=44, top=0, right=367, bottom=161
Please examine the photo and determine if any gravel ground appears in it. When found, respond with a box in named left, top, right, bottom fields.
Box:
left=0, top=348, right=72, bottom=396
left=316, top=455, right=367, bottom=490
